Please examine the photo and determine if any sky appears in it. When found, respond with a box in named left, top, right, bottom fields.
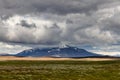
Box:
left=0, top=0, right=120, bottom=56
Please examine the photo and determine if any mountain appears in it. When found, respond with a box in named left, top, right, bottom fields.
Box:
left=16, top=45, right=103, bottom=58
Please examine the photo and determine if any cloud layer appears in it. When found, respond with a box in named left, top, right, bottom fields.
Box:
left=0, top=10, right=119, bottom=45
left=0, top=0, right=120, bottom=53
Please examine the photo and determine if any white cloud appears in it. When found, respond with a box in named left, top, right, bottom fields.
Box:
left=93, top=52, right=120, bottom=56
left=0, top=42, right=31, bottom=54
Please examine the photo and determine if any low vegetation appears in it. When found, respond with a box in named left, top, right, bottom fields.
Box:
left=0, top=60, right=120, bottom=80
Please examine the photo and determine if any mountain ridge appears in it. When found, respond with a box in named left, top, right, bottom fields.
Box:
left=15, top=45, right=103, bottom=58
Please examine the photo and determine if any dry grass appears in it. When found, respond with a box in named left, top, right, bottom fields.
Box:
left=0, top=56, right=119, bottom=61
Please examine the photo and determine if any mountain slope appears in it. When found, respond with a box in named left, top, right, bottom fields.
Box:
left=16, top=46, right=102, bottom=57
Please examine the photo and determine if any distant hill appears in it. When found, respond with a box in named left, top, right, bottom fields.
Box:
left=0, top=53, right=13, bottom=56
left=16, top=45, right=103, bottom=58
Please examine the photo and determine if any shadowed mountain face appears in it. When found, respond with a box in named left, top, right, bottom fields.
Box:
left=16, top=45, right=102, bottom=57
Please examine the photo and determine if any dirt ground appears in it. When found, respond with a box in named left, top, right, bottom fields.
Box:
left=0, top=56, right=119, bottom=61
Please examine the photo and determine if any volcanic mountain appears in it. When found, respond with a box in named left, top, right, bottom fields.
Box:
left=16, top=45, right=103, bottom=58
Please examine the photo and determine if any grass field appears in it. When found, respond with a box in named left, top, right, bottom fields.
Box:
left=0, top=60, right=120, bottom=80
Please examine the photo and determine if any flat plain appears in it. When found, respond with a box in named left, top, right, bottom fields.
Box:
left=0, top=56, right=119, bottom=61
left=0, top=57, right=120, bottom=80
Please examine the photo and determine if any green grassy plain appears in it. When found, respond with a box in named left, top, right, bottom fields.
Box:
left=0, top=60, right=120, bottom=80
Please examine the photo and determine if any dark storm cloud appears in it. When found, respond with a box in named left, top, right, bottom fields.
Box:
left=0, top=0, right=118, bottom=15
left=18, top=20, right=36, bottom=28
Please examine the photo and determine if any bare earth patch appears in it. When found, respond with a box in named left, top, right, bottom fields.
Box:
left=0, top=56, right=119, bottom=61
